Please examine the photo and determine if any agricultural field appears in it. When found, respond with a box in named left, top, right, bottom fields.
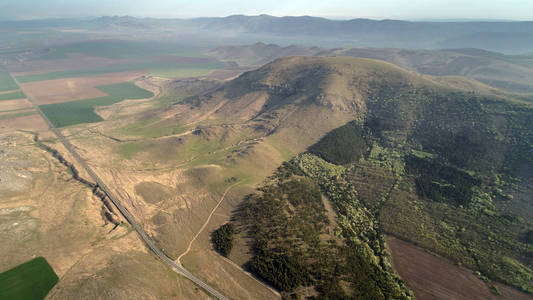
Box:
left=0, top=99, right=32, bottom=112
left=39, top=40, right=206, bottom=60
left=388, top=237, right=533, bottom=300
left=39, top=82, right=154, bottom=127
left=20, top=71, right=143, bottom=105
left=148, top=68, right=215, bottom=79
left=0, top=111, right=47, bottom=134
left=0, top=74, right=19, bottom=92
left=15, top=59, right=226, bottom=82
left=4, top=40, right=228, bottom=83
left=0, top=257, right=58, bottom=300
left=0, top=91, right=25, bottom=101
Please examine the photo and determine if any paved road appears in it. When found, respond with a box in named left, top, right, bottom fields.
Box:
left=11, top=74, right=229, bottom=300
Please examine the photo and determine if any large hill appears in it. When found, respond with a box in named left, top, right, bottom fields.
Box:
left=177, top=56, right=533, bottom=298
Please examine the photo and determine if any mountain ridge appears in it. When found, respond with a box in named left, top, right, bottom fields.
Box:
left=4, top=15, right=533, bottom=53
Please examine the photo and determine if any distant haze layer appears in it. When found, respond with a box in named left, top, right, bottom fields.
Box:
left=1, top=0, right=532, bottom=20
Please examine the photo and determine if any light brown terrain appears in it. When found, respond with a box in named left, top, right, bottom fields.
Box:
left=0, top=128, right=210, bottom=299
left=20, top=71, right=144, bottom=105
left=0, top=113, right=48, bottom=134
left=0, top=98, right=33, bottom=111
left=388, top=237, right=533, bottom=300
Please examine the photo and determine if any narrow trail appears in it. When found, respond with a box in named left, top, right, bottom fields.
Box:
left=176, top=182, right=282, bottom=298
left=177, top=182, right=239, bottom=265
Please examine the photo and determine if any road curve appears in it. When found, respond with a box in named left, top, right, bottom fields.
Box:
left=11, top=74, right=229, bottom=300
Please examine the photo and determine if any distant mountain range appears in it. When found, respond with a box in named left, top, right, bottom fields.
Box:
left=207, top=42, right=533, bottom=96
left=2, top=15, right=533, bottom=54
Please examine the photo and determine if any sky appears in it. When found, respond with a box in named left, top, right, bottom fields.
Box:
left=0, top=0, right=532, bottom=21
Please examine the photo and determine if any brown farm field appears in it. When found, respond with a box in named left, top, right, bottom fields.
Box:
left=19, top=71, right=144, bottom=105
left=0, top=112, right=49, bottom=134
left=0, top=89, right=21, bottom=95
left=0, top=98, right=32, bottom=112
left=388, top=237, right=533, bottom=300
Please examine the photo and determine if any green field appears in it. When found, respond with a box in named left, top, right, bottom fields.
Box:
left=40, top=82, right=154, bottom=127
left=40, top=40, right=207, bottom=60
left=13, top=40, right=226, bottom=83
left=0, top=74, right=19, bottom=92
left=148, top=68, right=214, bottom=78
left=16, top=59, right=226, bottom=83
left=16, top=64, right=142, bottom=83
left=0, top=257, right=58, bottom=300
left=0, top=91, right=25, bottom=101
left=97, top=82, right=153, bottom=99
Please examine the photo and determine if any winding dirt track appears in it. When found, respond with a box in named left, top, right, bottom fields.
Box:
left=177, top=183, right=239, bottom=264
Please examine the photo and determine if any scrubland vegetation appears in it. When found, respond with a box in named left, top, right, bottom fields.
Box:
left=235, top=160, right=412, bottom=298
left=227, top=62, right=533, bottom=297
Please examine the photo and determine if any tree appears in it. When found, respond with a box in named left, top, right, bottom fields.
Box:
left=212, top=223, right=236, bottom=257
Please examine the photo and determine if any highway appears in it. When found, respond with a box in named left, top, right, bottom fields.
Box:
left=11, top=73, right=229, bottom=300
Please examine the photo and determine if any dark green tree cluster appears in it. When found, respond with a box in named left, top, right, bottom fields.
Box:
left=249, top=242, right=312, bottom=291
left=212, top=223, right=236, bottom=257
left=405, top=155, right=481, bottom=206
left=308, top=121, right=369, bottom=165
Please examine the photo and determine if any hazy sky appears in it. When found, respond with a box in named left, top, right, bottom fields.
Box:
left=1, top=0, right=532, bottom=20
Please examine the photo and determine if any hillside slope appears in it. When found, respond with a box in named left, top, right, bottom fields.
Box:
left=189, top=56, right=533, bottom=298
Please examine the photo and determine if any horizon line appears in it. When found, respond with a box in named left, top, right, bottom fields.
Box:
left=2, top=14, right=532, bottom=23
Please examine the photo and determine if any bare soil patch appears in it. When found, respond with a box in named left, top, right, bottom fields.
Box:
left=20, top=71, right=144, bottom=105
left=0, top=99, right=32, bottom=112
left=388, top=237, right=533, bottom=300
